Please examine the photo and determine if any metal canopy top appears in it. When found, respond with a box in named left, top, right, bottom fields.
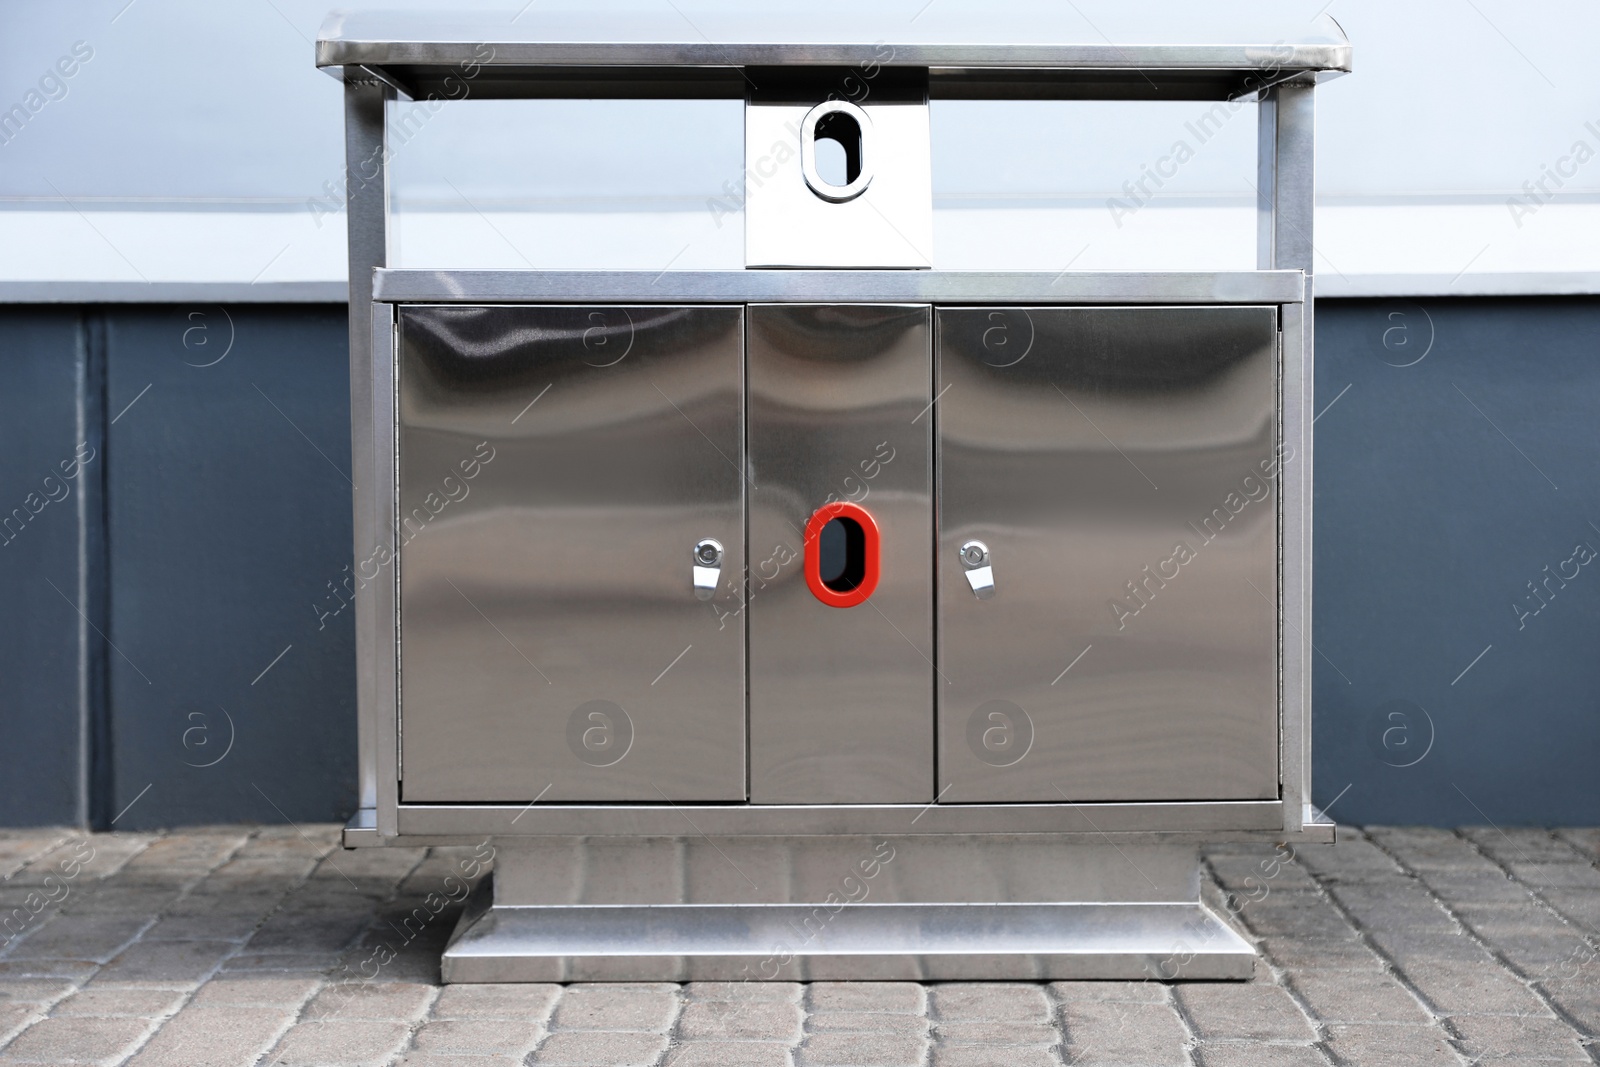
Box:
left=317, top=4, right=1350, bottom=100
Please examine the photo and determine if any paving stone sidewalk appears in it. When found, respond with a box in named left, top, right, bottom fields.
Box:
left=0, top=826, right=1597, bottom=1066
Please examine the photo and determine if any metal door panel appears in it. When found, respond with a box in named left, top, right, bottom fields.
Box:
left=747, top=305, right=933, bottom=804
left=936, top=306, right=1279, bottom=802
left=398, top=305, right=745, bottom=802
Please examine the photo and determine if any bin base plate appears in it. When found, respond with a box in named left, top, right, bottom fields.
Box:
left=441, top=875, right=1255, bottom=981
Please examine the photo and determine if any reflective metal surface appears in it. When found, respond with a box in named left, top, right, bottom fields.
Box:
left=391, top=799, right=1298, bottom=838
left=746, top=97, right=932, bottom=269
left=747, top=305, right=933, bottom=803
left=397, top=305, right=746, bottom=802
left=440, top=835, right=1255, bottom=980
left=372, top=269, right=1305, bottom=306
left=936, top=307, right=1279, bottom=802
left=317, top=7, right=1352, bottom=102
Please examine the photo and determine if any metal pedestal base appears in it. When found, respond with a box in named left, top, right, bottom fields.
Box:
left=439, top=836, right=1256, bottom=982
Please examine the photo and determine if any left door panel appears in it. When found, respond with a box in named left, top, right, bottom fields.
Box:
left=397, top=306, right=746, bottom=802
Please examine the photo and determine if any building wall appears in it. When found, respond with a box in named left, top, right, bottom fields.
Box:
left=1, top=297, right=1596, bottom=828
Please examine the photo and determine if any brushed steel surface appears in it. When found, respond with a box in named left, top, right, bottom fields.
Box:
left=397, top=305, right=746, bottom=802
left=372, top=269, right=1305, bottom=306
left=490, top=836, right=1199, bottom=905
left=391, top=799, right=1297, bottom=838
left=440, top=881, right=1255, bottom=982
left=345, top=78, right=389, bottom=823
left=316, top=6, right=1352, bottom=83
left=1260, top=84, right=1316, bottom=832
left=350, top=803, right=1344, bottom=847
left=747, top=305, right=933, bottom=804
left=745, top=98, right=932, bottom=269
left=936, top=306, right=1279, bottom=802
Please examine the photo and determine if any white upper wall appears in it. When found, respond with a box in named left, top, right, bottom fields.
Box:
left=1, top=0, right=1596, bottom=296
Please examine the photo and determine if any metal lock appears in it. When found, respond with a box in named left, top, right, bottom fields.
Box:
left=959, top=539, right=996, bottom=600
left=692, top=538, right=724, bottom=600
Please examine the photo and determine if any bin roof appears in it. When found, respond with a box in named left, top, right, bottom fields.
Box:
left=316, top=3, right=1350, bottom=100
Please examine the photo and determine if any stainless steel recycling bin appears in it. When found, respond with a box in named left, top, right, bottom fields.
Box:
left=318, top=6, right=1349, bottom=981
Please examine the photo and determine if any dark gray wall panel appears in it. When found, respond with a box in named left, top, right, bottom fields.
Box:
left=104, top=306, right=355, bottom=828
left=1312, top=298, right=1600, bottom=826
left=0, top=310, right=88, bottom=826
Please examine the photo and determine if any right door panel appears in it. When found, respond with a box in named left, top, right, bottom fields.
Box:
left=936, top=306, right=1280, bottom=802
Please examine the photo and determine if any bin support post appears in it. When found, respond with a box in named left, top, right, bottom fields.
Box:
left=1259, top=81, right=1316, bottom=833
left=344, top=75, right=392, bottom=829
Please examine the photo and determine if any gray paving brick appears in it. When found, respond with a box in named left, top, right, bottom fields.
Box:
left=1257, top=935, right=1386, bottom=972
left=797, top=1031, right=927, bottom=1066
left=1415, top=868, right=1540, bottom=906
left=1506, top=863, right=1600, bottom=891
left=0, top=959, right=98, bottom=981
left=1047, top=980, right=1170, bottom=1004
left=1537, top=979, right=1600, bottom=1033
left=394, top=1054, right=522, bottom=1067
left=122, top=1004, right=291, bottom=1067
left=679, top=999, right=802, bottom=1040
left=550, top=985, right=679, bottom=1031
left=933, top=1019, right=1057, bottom=1045
left=302, top=978, right=434, bottom=1020
left=1447, top=1012, right=1592, bottom=1060
left=429, top=981, right=560, bottom=1019
left=806, top=982, right=923, bottom=1014
left=409, top=1017, right=546, bottom=1055
left=664, top=1041, right=796, bottom=1066
left=265, top=1018, right=413, bottom=1066
left=0, top=1003, right=42, bottom=1042
left=930, top=983, right=1051, bottom=1022
left=686, top=981, right=803, bottom=1004
left=0, top=978, right=75, bottom=1007
left=185, top=973, right=321, bottom=1006
left=933, top=1047, right=1059, bottom=1067
left=4, top=914, right=151, bottom=962
left=1239, top=895, right=1359, bottom=939
left=49, top=987, right=185, bottom=1017
left=1060, top=1000, right=1187, bottom=1066
left=1175, top=982, right=1315, bottom=1041
left=1554, top=828, right=1600, bottom=862
left=1460, top=828, right=1574, bottom=865
left=530, top=1029, right=669, bottom=1065
left=90, top=938, right=235, bottom=985
left=1195, top=1044, right=1330, bottom=1067
left=1287, top=969, right=1432, bottom=1024
left=1322, top=1023, right=1466, bottom=1066
left=1399, top=959, right=1550, bottom=1016
left=0, top=1013, right=152, bottom=1064
left=809, top=1011, right=929, bottom=1035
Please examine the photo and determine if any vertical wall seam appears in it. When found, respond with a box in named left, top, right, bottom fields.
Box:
left=74, top=310, right=89, bottom=829
left=83, top=308, right=112, bottom=831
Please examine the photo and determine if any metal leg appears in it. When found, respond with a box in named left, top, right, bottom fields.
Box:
left=1259, top=82, right=1316, bottom=833
left=343, top=77, right=392, bottom=828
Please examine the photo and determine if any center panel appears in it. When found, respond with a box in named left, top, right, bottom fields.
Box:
left=746, top=304, right=934, bottom=804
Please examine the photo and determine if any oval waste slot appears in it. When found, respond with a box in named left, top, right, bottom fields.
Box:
left=804, top=502, right=880, bottom=607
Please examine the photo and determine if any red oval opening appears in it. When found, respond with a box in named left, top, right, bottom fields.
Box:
left=804, top=502, right=880, bottom=608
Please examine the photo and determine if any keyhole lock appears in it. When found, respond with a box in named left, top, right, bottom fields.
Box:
left=692, top=538, right=724, bottom=601
left=960, top=539, right=996, bottom=600
left=695, top=539, right=723, bottom=568
left=801, top=100, right=874, bottom=204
